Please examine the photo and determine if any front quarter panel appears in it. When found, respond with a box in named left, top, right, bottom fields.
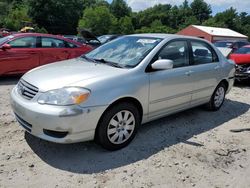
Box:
left=72, top=69, right=149, bottom=118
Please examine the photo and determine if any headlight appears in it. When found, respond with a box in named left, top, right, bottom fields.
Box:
left=38, top=87, right=90, bottom=106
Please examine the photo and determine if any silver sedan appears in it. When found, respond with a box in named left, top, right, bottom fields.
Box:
left=11, top=34, right=235, bottom=150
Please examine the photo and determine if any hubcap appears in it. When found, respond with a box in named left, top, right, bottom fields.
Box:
left=214, top=87, right=225, bottom=107
left=107, top=110, right=135, bottom=145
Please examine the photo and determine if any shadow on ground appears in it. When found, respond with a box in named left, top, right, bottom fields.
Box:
left=234, top=80, right=250, bottom=88
left=0, top=76, right=21, bottom=86
left=25, top=98, right=250, bottom=174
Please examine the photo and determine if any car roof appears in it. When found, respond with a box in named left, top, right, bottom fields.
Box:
left=215, top=40, right=249, bottom=43
left=8, top=33, right=84, bottom=46
left=129, top=33, right=209, bottom=41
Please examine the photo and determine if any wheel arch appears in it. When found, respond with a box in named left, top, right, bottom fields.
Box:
left=94, top=96, right=143, bottom=140
left=219, top=79, right=229, bottom=92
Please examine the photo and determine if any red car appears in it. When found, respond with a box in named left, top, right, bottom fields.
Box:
left=0, top=33, right=92, bottom=76
left=229, top=45, right=250, bottom=81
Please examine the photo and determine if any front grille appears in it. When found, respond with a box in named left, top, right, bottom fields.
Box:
left=17, top=79, right=39, bottom=100
left=236, top=64, right=250, bottom=73
left=15, top=113, right=32, bottom=132
left=43, top=129, right=68, bottom=138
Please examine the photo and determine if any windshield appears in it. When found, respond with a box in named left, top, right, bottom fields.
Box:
left=0, top=35, right=14, bottom=45
left=214, top=41, right=233, bottom=48
left=85, top=36, right=162, bottom=67
left=234, top=47, right=250, bottom=54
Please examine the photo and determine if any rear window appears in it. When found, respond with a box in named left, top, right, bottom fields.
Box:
left=0, top=35, right=14, bottom=45
left=214, top=42, right=233, bottom=48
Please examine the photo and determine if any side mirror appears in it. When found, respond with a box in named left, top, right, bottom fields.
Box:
left=151, top=59, right=174, bottom=70
left=1, top=44, right=11, bottom=51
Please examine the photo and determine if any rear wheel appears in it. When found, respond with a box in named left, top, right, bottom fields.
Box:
left=96, top=102, right=140, bottom=150
left=206, top=83, right=226, bottom=111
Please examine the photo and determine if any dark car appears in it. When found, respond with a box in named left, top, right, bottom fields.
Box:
left=0, top=33, right=92, bottom=76
left=79, top=29, right=101, bottom=48
left=214, top=40, right=250, bottom=53
left=97, top=35, right=122, bottom=44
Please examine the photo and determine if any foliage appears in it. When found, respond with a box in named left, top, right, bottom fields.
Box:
left=78, top=6, right=114, bottom=35
left=4, top=5, right=31, bottom=31
left=119, top=16, right=134, bottom=34
left=110, top=0, right=131, bottom=19
left=190, top=0, right=212, bottom=23
left=28, top=0, right=84, bottom=34
left=136, top=20, right=176, bottom=33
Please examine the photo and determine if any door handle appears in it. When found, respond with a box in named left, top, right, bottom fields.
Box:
left=185, top=70, right=194, bottom=76
left=29, top=51, right=37, bottom=54
left=214, top=65, right=220, bottom=70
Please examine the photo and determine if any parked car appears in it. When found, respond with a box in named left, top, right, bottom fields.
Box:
left=79, top=29, right=101, bottom=48
left=63, top=35, right=86, bottom=44
left=214, top=40, right=250, bottom=53
left=11, top=34, right=235, bottom=150
left=97, top=34, right=122, bottom=44
left=0, top=28, right=11, bottom=38
left=0, top=33, right=92, bottom=76
left=229, top=45, right=250, bottom=81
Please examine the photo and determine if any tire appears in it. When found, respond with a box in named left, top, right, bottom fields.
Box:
left=206, top=83, right=226, bottom=111
left=96, top=102, right=140, bottom=150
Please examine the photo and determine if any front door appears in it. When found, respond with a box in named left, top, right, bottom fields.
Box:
left=148, top=40, right=193, bottom=119
left=0, top=36, right=39, bottom=75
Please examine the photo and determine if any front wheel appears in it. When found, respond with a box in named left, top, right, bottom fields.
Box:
left=206, top=83, right=226, bottom=111
left=96, top=102, right=140, bottom=150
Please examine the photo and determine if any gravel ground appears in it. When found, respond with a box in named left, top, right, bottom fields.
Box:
left=0, top=77, right=250, bottom=188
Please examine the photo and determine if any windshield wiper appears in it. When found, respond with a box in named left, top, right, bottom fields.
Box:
left=80, top=55, right=97, bottom=63
left=93, top=58, right=124, bottom=68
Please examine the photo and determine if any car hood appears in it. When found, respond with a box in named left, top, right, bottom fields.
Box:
left=229, top=54, right=250, bottom=65
left=79, top=29, right=100, bottom=43
left=22, top=58, right=127, bottom=91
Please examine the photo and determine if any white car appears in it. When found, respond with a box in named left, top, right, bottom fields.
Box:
left=11, top=34, right=235, bottom=150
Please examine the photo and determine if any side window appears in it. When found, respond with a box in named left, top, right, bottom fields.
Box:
left=65, top=41, right=77, bottom=48
left=191, top=41, right=218, bottom=65
left=8, top=37, right=36, bottom=48
left=239, top=42, right=247, bottom=48
left=41, top=37, right=66, bottom=48
left=156, top=41, right=189, bottom=68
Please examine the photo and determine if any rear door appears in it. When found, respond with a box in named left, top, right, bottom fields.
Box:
left=188, top=40, right=221, bottom=106
left=38, top=37, right=70, bottom=65
left=0, top=36, right=39, bottom=75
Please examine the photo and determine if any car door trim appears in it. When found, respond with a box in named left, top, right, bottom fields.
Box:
left=150, top=86, right=214, bottom=104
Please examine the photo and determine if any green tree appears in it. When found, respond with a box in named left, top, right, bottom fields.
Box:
left=28, top=0, right=84, bottom=34
left=4, top=5, right=31, bottom=31
left=136, top=20, right=176, bottom=34
left=78, top=6, right=113, bottom=35
left=213, top=7, right=238, bottom=29
left=134, top=4, right=172, bottom=29
left=190, top=0, right=212, bottom=23
left=110, top=0, right=131, bottom=19
left=202, top=17, right=225, bottom=27
left=119, top=16, right=134, bottom=34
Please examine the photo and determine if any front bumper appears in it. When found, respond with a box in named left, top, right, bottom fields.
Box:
left=235, top=64, right=250, bottom=80
left=11, top=86, right=107, bottom=143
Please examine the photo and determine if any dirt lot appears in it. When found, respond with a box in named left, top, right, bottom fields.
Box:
left=0, top=77, right=249, bottom=188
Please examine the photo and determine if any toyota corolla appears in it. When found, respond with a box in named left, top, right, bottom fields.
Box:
left=11, top=34, right=235, bottom=150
